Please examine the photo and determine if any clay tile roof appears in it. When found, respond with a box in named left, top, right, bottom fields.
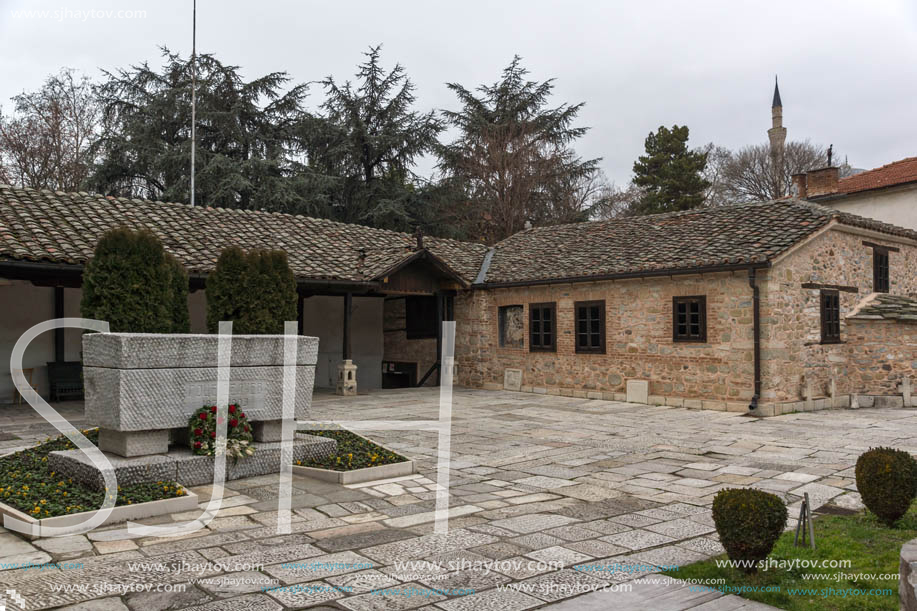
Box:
left=0, top=185, right=488, bottom=284
left=3, top=187, right=915, bottom=288
left=481, top=199, right=917, bottom=285
left=848, top=293, right=917, bottom=323
left=837, top=157, right=917, bottom=194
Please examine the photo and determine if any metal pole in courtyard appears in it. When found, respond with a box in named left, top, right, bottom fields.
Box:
left=190, top=0, right=197, bottom=207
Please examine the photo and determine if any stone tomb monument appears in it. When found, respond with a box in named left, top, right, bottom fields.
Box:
left=50, top=333, right=336, bottom=488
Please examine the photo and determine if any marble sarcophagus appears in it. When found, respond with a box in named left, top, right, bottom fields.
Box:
left=82, top=333, right=318, bottom=457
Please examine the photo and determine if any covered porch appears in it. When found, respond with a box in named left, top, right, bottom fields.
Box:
left=0, top=246, right=462, bottom=404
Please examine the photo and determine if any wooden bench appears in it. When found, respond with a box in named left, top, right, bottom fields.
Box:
left=47, top=361, right=84, bottom=401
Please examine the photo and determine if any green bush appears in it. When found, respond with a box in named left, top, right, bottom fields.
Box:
left=81, top=228, right=189, bottom=332
left=166, top=254, right=190, bottom=332
left=712, top=488, right=787, bottom=574
left=206, top=246, right=298, bottom=334
left=855, top=447, right=917, bottom=526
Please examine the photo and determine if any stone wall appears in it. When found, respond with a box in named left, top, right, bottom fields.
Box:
left=455, top=271, right=756, bottom=405
left=846, top=319, right=917, bottom=396
left=760, top=225, right=917, bottom=405
left=901, top=538, right=917, bottom=611
left=383, top=297, right=438, bottom=387
left=456, top=224, right=917, bottom=413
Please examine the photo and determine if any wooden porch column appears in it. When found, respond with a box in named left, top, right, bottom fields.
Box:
left=343, top=292, right=352, bottom=360
left=53, top=286, right=65, bottom=362
left=297, top=293, right=304, bottom=335
left=435, top=292, right=443, bottom=385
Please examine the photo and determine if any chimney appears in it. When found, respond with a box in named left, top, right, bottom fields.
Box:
left=804, top=167, right=839, bottom=198
left=791, top=173, right=808, bottom=199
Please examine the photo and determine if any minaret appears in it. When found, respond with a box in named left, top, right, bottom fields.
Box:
left=767, top=76, right=787, bottom=196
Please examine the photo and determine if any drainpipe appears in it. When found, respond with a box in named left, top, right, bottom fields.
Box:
left=748, top=267, right=761, bottom=410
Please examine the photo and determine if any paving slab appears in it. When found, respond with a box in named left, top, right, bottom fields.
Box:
left=0, top=387, right=906, bottom=611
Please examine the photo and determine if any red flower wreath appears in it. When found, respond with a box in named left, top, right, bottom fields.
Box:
left=188, top=403, right=255, bottom=458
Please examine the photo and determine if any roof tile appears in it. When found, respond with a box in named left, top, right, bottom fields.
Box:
left=482, top=199, right=917, bottom=284
left=837, top=157, right=917, bottom=194
left=0, top=185, right=487, bottom=283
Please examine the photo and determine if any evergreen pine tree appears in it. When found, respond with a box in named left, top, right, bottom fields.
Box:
left=632, top=125, right=710, bottom=215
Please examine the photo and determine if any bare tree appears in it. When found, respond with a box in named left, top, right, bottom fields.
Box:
left=589, top=176, right=645, bottom=220
left=718, top=140, right=845, bottom=202
left=0, top=69, right=101, bottom=190
left=698, top=143, right=732, bottom=207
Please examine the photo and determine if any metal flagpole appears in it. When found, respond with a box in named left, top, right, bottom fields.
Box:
left=190, top=0, right=197, bottom=207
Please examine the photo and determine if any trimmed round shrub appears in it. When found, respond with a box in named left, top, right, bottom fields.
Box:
left=206, top=246, right=297, bottom=334
left=81, top=228, right=188, bottom=332
left=712, top=488, right=787, bottom=574
left=855, top=447, right=917, bottom=526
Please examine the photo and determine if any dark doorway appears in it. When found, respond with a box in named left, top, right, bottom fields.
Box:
left=382, top=361, right=418, bottom=388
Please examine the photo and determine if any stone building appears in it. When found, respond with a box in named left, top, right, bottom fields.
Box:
left=1, top=185, right=916, bottom=416
left=455, top=199, right=917, bottom=416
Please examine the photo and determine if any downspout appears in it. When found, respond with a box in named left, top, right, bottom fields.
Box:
left=748, top=267, right=761, bottom=410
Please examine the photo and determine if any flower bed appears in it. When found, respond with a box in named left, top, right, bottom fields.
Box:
left=0, top=429, right=187, bottom=519
left=295, top=430, right=407, bottom=471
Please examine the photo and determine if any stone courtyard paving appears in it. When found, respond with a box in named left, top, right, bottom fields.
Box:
left=2, top=387, right=916, bottom=610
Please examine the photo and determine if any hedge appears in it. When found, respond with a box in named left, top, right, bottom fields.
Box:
left=207, top=247, right=298, bottom=334
left=81, top=228, right=189, bottom=332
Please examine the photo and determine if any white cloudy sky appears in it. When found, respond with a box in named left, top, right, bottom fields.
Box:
left=1, top=0, right=915, bottom=185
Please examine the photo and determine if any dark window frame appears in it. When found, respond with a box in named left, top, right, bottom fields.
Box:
left=529, top=302, right=557, bottom=352
left=498, top=304, right=524, bottom=349
left=672, top=296, right=707, bottom=343
left=820, top=290, right=842, bottom=344
left=405, top=296, right=438, bottom=339
left=574, top=300, right=606, bottom=354
left=873, top=248, right=890, bottom=293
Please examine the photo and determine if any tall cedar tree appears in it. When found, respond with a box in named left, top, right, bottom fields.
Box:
left=305, top=46, right=443, bottom=232
left=89, top=48, right=324, bottom=215
left=81, top=228, right=188, bottom=332
left=437, top=56, right=599, bottom=244
left=207, top=247, right=297, bottom=334
left=632, top=125, right=709, bottom=215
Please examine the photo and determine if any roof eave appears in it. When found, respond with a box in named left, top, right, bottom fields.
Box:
left=811, top=179, right=917, bottom=201
left=473, top=261, right=771, bottom=290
